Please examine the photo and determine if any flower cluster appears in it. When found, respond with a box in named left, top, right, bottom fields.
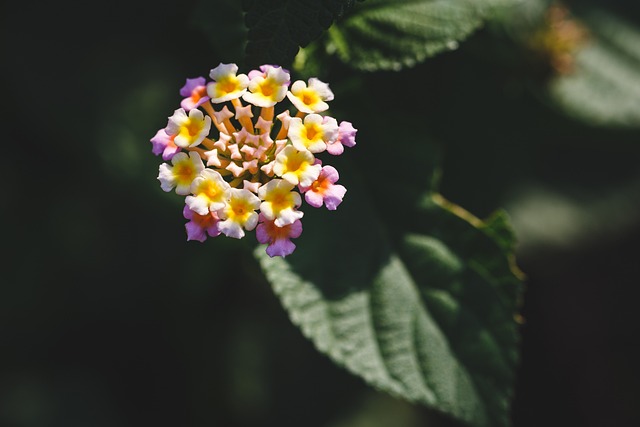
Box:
left=151, top=63, right=357, bottom=257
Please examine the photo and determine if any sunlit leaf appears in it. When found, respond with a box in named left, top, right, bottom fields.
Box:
left=325, top=0, right=516, bottom=71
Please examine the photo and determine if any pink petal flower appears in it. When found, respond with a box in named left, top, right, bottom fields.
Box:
left=326, top=121, right=357, bottom=156
left=150, top=129, right=180, bottom=161
left=183, top=205, right=220, bottom=242
left=179, top=77, right=210, bottom=111
left=299, top=165, right=346, bottom=210
left=256, top=213, right=302, bottom=257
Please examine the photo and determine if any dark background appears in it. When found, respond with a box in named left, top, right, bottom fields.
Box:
left=2, top=1, right=640, bottom=426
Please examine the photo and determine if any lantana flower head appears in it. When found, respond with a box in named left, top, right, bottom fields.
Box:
left=150, top=62, right=357, bottom=257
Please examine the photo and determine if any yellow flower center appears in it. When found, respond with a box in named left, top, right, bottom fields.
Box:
left=270, top=191, right=291, bottom=211
left=201, top=181, right=222, bottom=201
left=301, top=90, right=319, bottom=106
left=285, top=155, right=304, bottom=172
left=185, top=120, right=201, bottom=137
left=233, top=204, right=246, bottom=215
left=175, top=163, right=194, bottom=183
left=218, top=77, right=239, bottom=97
left=191, top=86, right=206, bottom=102
left=310, top=175, right=330, bottom=194
left=228, top=199, right=253, bottom=223
left=305, top=123, right=321, bottom=141
left=260, top=80, right=276, bottom=97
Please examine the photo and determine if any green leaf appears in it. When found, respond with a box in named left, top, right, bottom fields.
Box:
left=325, top=0, right=516, bottom=71
left=547, top=8, right=640, bottom=128
left=254, top=182, right=524, bottom=426
left=242, top=0, right=361, bottom=68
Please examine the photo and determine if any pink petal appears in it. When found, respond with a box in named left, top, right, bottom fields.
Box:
left=162, top=144, right=180, bottom=161
left=185, top=220, right=207, bottom=242
left=288, top=219, right=303, bottom=239
left=255, top=221, right=270, bottom=244
left=338, top=121, right=357, bottom=147
left=323, top=184, right=347, bottom=210
left=150, top=129, right=170, bottom=156
left=321, top=165, right=340, bottom=183
left=325, top=141, right=344, bottom=156
left=266, top=238, right=296, bottom=257
left=304, top=190, right=324, bottom=208
left=180, top=77, right=206, bottom=97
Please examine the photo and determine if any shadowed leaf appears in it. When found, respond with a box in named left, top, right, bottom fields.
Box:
left=255, top=183, right=523, bottom=427
left=242, top=0, right=361, bottom=68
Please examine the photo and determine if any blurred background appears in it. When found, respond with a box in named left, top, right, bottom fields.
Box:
left=2, top=0, right=640, bottom=426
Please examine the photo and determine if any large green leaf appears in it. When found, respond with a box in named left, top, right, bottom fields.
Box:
left=547, top=8, right=640, bottom=128
left=255, top=182, right=524, bottom=426
left=242, top=0, right=361, bottom=68
left=325, top=0, right=516, bottom=71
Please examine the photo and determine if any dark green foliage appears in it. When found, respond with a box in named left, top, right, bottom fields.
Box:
left=242, top=0, right=362, bottom=68
left=256, top=190, right=523, bottom=427
left=250, top=54, right=525, bottom=425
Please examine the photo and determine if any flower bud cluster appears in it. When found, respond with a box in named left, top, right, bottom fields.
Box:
left=151, top=63, right=357, bottom=257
